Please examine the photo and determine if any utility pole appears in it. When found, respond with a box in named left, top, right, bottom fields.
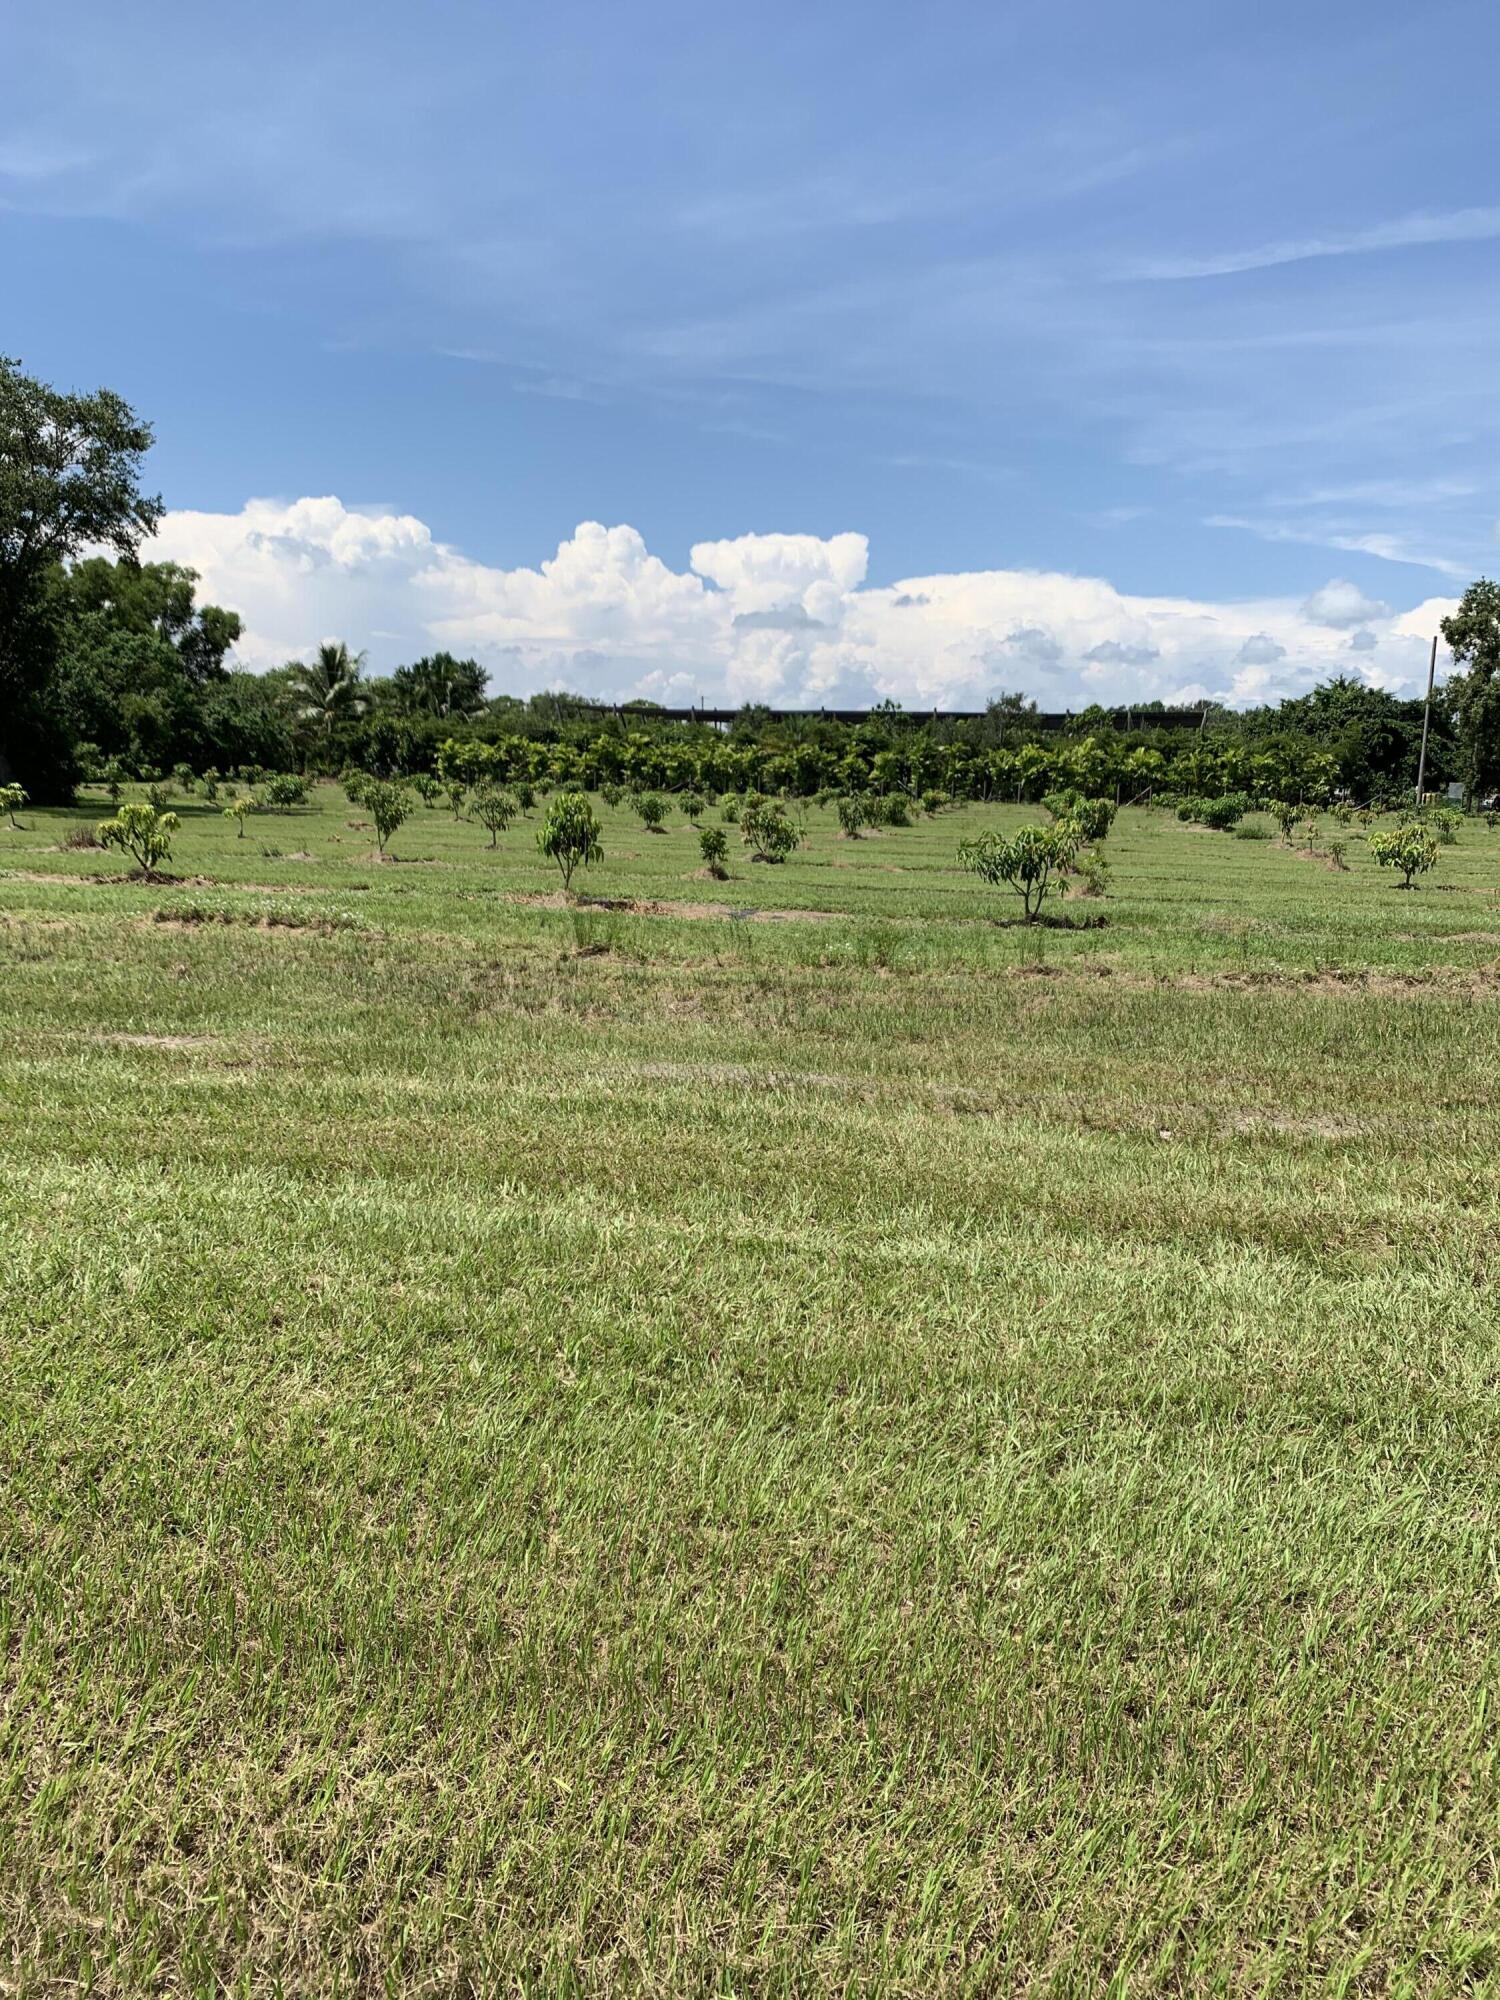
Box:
left=1415, top=634, right=1438, bottom=807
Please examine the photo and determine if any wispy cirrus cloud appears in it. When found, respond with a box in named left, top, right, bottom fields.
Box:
left=1125, top=206, right=1500, bottom=281
left=1207, top=514, right=1471, bottom=578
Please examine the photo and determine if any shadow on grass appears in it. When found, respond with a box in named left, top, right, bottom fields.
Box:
left=991, top=910, right=1110, bottom=931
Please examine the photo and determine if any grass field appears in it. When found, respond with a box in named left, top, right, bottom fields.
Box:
left=5, top=786, right=1500, bottom=1995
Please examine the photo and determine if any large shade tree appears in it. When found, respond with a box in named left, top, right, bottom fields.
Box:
left=0, top=357, right=162, bottom=797
left=1441, top=580, right=1500, bottom=803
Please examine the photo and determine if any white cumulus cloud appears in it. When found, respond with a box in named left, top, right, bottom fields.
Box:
left=148, top=496, right=1456, bottom=710
left=1300, top=578, right=1392, bottom=629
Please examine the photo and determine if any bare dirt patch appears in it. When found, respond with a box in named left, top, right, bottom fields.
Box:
left=95, top=1032, right=223, bottom=1052
left=631, top=1059, right=860, bottom=1092
left=1231, top=1112, right=1368, bottom=1141
left=506, top=891, right=843, bottom=924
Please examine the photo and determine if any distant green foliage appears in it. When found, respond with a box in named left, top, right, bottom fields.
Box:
left=96, top=801, right=179, bottom=877
left=537, top=790, right=602, bottom=891
left=679, top=792, right=706, bottom=822
left=1369, top=821, right=1439, bottom=888
left=410, top=773, right=442, bottom=805
left=600, top=783, right=624, bottom=808
left=633, top=791, right=670, bottom=831
left=959, top=824, right=1075, bottom=922
left=921, top=790, right=948, bottom=816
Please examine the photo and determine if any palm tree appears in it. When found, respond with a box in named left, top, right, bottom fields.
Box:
left=288, top=642, right=367, bottom=758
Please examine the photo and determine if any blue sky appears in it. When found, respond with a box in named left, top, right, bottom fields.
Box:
left=4, top=0, right=1497, bottom=706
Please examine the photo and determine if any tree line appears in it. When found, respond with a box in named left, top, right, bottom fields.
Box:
left=6, top=356, right=1500, bottom=806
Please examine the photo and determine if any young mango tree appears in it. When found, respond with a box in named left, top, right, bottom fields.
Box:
left=959, top=823, right=1076, bottom=922
left=836, top=794, right=868, bottom=838
left=699, top=824, right=730, bottom=878
left=1369, top=821, right=1439, bottom=888
left=473, top=785, right=518, bottom=847
left=96, top=802, right=180, bottom=879
left=740, top=799, right=799, bottom=862
left=261, top=773, right=309, bottom=810
left=1044, top=791, right=1116, bottom=844
left=1, top=782, right=27, bottom=829
left=633, top=791, right=671, bottom=832
left=1268, top=799, right=1301, bottom=845
left=223, top=796, right=257, bottom=838
left=537, top=790, right=602, bottom=893
left=364, top=778, right=413, bottom=856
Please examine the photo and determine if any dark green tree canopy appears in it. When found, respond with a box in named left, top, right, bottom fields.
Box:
left=0, top=357, right=162, bottom=578
left=0, top=359, right=164, bottom=794
left=1441, top=580, right=1500, bottom=800
left=388, top=652, right=487, bottom=717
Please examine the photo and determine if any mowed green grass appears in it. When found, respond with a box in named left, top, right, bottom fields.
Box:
left=4, top=787, right=1500, bottom=1995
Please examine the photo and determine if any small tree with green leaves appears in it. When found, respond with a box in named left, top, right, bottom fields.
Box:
left=633, top=791, right=670, bottom=832
left=741, top=799, right=799, bottom=862
left=473, top=786, right=518, bottom=847
left=1, top=783, right=27, bottom=829
left=446, top=781, right=468, bottom=819
left=1369, top=821, right=1439, bottom=888
left=1268, top=799, right=1300, bottom=845
left=699, top=825, right=729, bottom=878
left=836, top=794, right=868, bottom=838
left=101, top=760, right=126, bottom=804
left=921, top=790, right=947, bottom=817
left=224, top=796, right=257, bottom=838
left=680, top=792, right=706, bottom=823
left=201, top=768, right=221, bottom=803
left=515, top=782, right=536, bottom=815
left=537, top=790, right=602, bottom=893
left=1424, top=804, right=1463, bottom=846
left=959, top=824, right=1075, bottom=922
left=96, top=802, right=180, bottom=879
left=262, top=773, right=309, bottom=810
left=411, top=772, right=442, bottom=806
left=364, top=778, right=413, bottom=855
